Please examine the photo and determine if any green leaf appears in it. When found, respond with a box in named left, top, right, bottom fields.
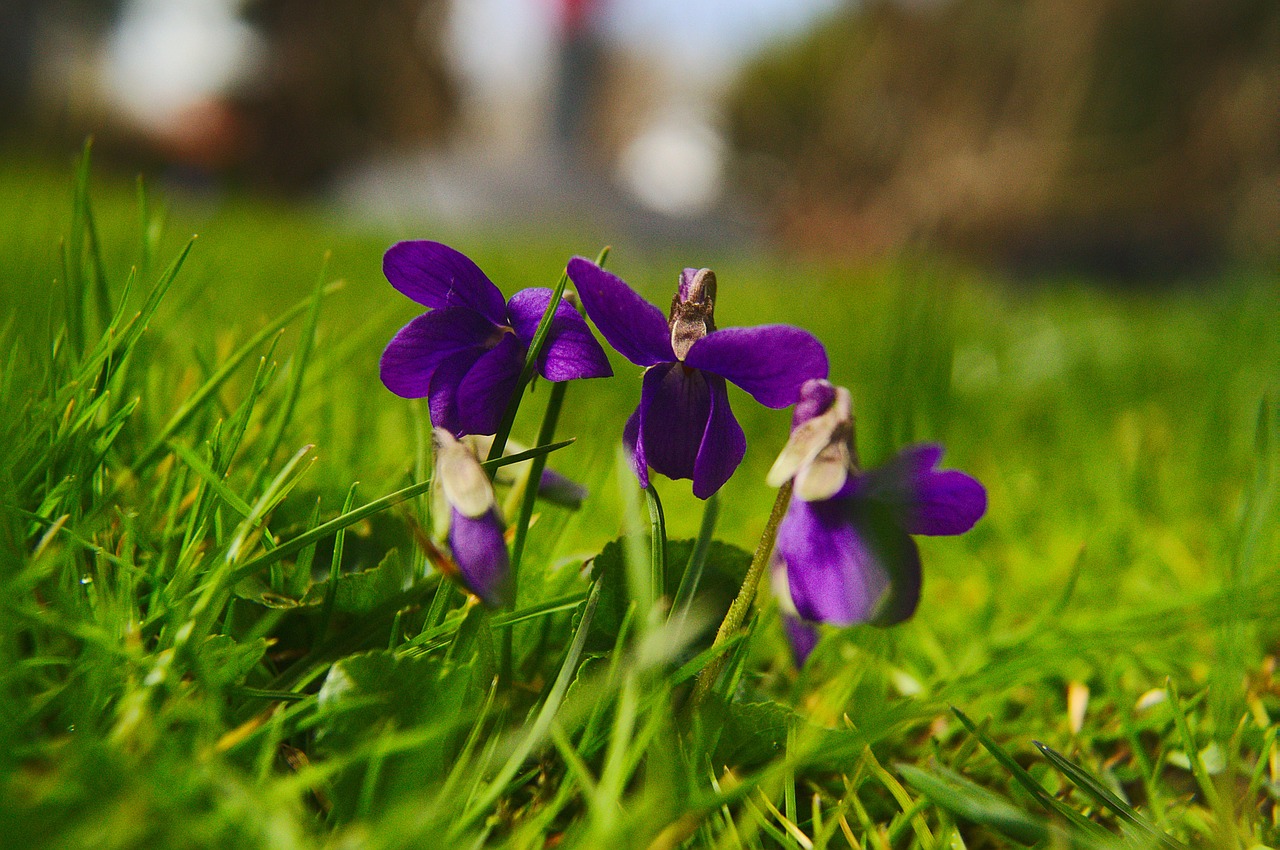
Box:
left=197, top=635, right=268, bottom=690
left=584, top=536, right=751, bottom=653
left=314, top=649, right=474, bottom=822
left=303, top=548, right=410, bottom=616
left=897, top=763, right=1048, bottom=846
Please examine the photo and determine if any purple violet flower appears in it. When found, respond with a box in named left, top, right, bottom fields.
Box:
left=381, top=241, right=612, bottom=436
left=567, top=258, right=829, bottom=499
left=767, top=379, right=987, bottom=662
left=434, top=428, right=512, bottom=607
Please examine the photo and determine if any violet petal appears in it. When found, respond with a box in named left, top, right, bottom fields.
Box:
left=684, top=325, right=829, bottom=408
left=506, top=287, right=613, bottom=381
left=692, top=374, right=746, bottom=499
left=867, top=524, right=922, bottom=625
left=456, top=333, right=525, bottom=436
left=428, top=348, right=487, bottom=436
left=380, top=307, right=498, bottom=398
left=568, top=258, right=676, bottom=367
left=775, top=497, right=889, bottom=626
left=792, top=378, right=839, bottom=429
left=856, top=444, right=987, bottom=536
left=449, top=506, right=512, bottom=607
left=622, top=403, right=649, bottom=489
left=536, top=468, right=589, bottom=509
left=783, top=616, right=820, bottom=666
left=639, top=362, right=711, bottom=486
left=384, top=241, right=508, bottom=324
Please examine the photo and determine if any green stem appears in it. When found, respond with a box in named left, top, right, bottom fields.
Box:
left=317, top=483, right=358, bottom=644
left=485, top=271, right=568, bottom=469
left=692, top=481, right=792, bottom=707
left=500, top=379, right=569, bottom=688
left=644, top=485, right=667, bottom=610
left=485, top=245, right=610, bottom=469
left=669, top=492, right=719, bottom=624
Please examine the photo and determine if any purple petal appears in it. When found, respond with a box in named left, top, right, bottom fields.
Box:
left=456, top=333, right=525, bottom=436
left=792, top=379, right=838, bottom=428
left=639, top=363, right=710, bottom=486
left=692, top=374, right=746, bottom=499
left=380, top=307, right=499, bottom=398
left=622, top=404, right=649, bottom=489
left=506, top=287, right=613, bottom=381
left=855, top=444, right=987, bottom=536
left=783, top=616, right=820, bottom=666
left=384, top=241, right=507, bottom=324
left=868, top=527, right=921, bottom=625
left=774, top=497, right=890, bottom=626
left=684, top=325, right=829, bottom=408
left=428, top=349, right=487, bottom=435
left=449, top=506, right=511, bottom=607
left=536, top=469, right=589, bottom=508
left=568, top=258, right=675, bottom=367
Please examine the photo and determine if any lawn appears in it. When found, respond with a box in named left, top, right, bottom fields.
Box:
left=0, top=150, right=1276, bottom=848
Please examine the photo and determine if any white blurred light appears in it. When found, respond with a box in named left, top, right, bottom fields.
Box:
left=105, top=0, right=263, bottom=132
left=445, top=0, right=554, bottom=96
left=617, top=110, right=724, bottom=217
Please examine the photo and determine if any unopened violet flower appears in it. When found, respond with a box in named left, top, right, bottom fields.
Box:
left=434, top=428, right=511, bottom=607
left=767, top=379, right=986, bottom=662
left=381, top=241, right=612, bottom=436
left=567, top=259, right=828, bottom=499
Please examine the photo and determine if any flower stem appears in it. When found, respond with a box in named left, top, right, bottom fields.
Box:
left=644, top=484, right=667, bottom=610
left=499, top=379, right=569, bottom=689
left=692, top=481, right=792, bottom=707
left=486, top=245, right=609, bottom=471
left=669, top=493, right=719, bottom=625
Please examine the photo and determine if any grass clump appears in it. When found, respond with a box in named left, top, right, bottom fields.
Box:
left=0, top=148, right=1277, bottom=848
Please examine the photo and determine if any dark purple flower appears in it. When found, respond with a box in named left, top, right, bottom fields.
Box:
left=567, top=258, right=829, bottom=499
left=768, top=379, right=986, bottom=663
left=434, top=429, right=511, bottom=606
left=381, top=241, right=612, bottom=436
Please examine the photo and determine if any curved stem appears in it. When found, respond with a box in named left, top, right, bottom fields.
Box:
left=692, top=481, right=792, bottom=707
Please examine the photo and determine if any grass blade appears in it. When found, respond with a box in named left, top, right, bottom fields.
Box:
left=1033, top=741, right=1184, bottom=849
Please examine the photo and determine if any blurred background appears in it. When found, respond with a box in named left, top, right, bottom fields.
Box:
left=1, top=0, right=1277, bottom=276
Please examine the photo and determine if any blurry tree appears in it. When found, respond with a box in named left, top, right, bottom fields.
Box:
left=240, top=0, right=456, bottom=189
left=0, top=0, right=40, bottom=138
left=726, top=0, right=1280, bottom=273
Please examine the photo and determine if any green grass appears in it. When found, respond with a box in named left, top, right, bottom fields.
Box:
left=0, top=147, right=1277, bottom=849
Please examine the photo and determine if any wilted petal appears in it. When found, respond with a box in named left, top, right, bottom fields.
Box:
left=456, top=333, right=525, bottom=436
left=639, top=363, right=710, bottom=486
left=449, top=506, right=512, bottom=607
left=568, top=258, right=675, bottom=367
left=384, top=241, right=508, bottom=324
left=793, top=441, right=853, bottom=502
left=692, top=374, right=746, bottom=499
left=684, top=325, right=828, bottom=408
left=856, top=444, right=987, bottom=536
left=783, top=617, right=820, bottom=666
left=380, top=307, right=499, bottom=398
left=433, top=428, right=495, bottom=518
left=506, top=287, right=612, bottom=381
left=766, top=384, right=854, bottom=497
left=775, top=497, right=890, bottom=626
